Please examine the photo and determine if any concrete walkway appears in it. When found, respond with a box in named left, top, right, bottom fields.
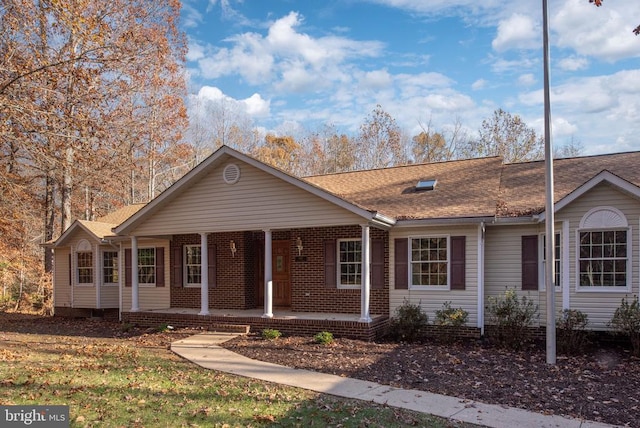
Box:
left=171, top=333, right=618, bottom=428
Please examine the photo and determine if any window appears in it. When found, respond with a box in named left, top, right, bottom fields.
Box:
left=103, top=251, right=118, bottom=284
left=77, top=252, right=93, bottom=284
left=338, top=239, right=361, bottom=287
left=138, top=248, right=156, bottom=285
left=411, top=236, right=448, bottom=287
left=184, top=245, right=202, bottom=286
left=579, top=230, right=628, bottom=287
left=541, top=233, right=561, bottom=289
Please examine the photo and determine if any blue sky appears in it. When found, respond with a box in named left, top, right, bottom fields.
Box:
left=181, top=0, right=640, bottom=156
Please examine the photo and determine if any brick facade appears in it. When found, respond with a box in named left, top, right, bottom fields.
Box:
left=168, top=225, right=389, bottom=316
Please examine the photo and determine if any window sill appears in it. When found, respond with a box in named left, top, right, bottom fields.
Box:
left=75, top=284, right=94, bottom=287
left=337, top=284, right=360, bottom=290
left=184, top=284, right=202, bottom=288
left=409, top=285, right=450, bottom=291
left=576, top=286, right=631, bottom=293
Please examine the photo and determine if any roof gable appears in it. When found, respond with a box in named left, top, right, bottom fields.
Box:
left=115, top=146, right=394, bottom=235
left=538, top=170, right=640, bottom=222
left=52, top=220, right=115, bottom=247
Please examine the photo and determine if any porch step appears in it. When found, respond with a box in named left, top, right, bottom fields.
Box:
left=205, top=323, right=251, bottom=334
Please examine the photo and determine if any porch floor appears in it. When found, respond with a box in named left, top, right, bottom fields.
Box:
left=122, top=308, right=389, bottom=340
left=136, top=307, right=384, bottom=323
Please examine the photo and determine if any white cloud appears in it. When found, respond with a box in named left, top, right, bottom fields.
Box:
left=492, top=13, right=539, bottom=52
left=360, top=69, right=393, bottom=90
left=517, top=74, right=536, bottom=87
left=186, top=38, right=206, bottom=62
left=471, top=79, right=487, bottom=90
left=557, top=55, right=589, bottom=71
left=194, top=86, right=270, bottom=118
left=552, top=0, right=640, bottom=62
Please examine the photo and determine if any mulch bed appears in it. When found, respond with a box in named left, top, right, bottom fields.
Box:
left=222, top=334, right=640, bottom=427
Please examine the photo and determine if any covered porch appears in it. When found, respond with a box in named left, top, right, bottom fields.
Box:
left=121, top=307, right=389, bottom=341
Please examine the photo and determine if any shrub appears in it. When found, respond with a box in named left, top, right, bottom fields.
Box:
left=388, top=299, right=428, bottom=343
left=556, top=309, right=590, bottom=354
left=434, top=301, right=469, bottom=327
left=313, top=331, right=334, bottom=345
left=486, top=288, right=539, bottom=350
left=610, top=296, right=640, bottom=356
left=261, top=328, right=282, bottom=340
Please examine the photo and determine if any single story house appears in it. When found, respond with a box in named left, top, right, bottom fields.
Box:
left=47, top=146, right=640, bottom=339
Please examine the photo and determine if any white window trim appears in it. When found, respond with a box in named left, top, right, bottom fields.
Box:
left=337, top=238, right=362, bottom=289
left=101, top=250, right=119, bottom=286
left=409, top=235, right=450, bottom=291
left=76, top=251, right=94, bottom=286
left=184, top=244, right=202, bottom=288
left=538, top=231, right=563, bottom=292
left=575, top=228, right=632, bottom=293
left=137, top=247, right=156, bottom=287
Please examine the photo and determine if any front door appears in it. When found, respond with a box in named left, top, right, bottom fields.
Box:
left=256, top=240, right=291, bottom=307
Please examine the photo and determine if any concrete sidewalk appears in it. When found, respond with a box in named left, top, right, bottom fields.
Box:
left=171, top=333, right=617, bottom=428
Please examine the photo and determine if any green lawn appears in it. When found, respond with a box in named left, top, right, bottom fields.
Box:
left=0, top=330, right=476, bottom=427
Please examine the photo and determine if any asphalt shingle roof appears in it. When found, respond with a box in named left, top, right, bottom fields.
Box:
left=305, top=151, right=640, bottom=221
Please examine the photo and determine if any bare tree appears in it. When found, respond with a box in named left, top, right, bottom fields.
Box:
left=461, top=109, right=543, bottom=163
left=356, top=105, right=407, bottom=170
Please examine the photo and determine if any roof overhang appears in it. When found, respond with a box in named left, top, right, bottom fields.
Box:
left=395, top=216, right=496, bottom=228
left=48, top=220, right=108, bottom=248
left=537, top=170, right=640, bottom=223
left=115, top=146, right=396, bottom=236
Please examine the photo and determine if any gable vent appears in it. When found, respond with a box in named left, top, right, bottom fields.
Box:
left=416, top=179, right=437, bottom=191
left=223, top=164, right=240, bottom=184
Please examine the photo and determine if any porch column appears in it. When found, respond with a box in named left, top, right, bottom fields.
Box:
left=263, top=229, right=273, bottom=318
left=360, top=224, right=372, bottom=322
left=131, top=236, right=139, bottom=312
left=199, top=233, right=210, bottom=316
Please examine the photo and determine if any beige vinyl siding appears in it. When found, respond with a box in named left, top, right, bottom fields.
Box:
left=53, top=248, right=71, bottom=308
left=100, top=284, right=119, bottom=308
left=484, top=223, right=564, bottom=327
left=122, top=239, right=170, bottom=310
left=556, top=182, right=640, bottom=330
left=133, top=160, right=364, bottom=236
left=390, top=225, right=479, bottom=326
left=67, top=231, right=98, bottom=308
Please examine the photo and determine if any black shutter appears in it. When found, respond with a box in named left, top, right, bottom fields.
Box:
left=124, top=249, right=131, bottom=287
left=171, top=246, right=183, bottom=287
left=522, top=235, right=539, bottom=291
left=155, top=247, right=165, bottom=287
left=324, top=240, right=336, bottom=288
left=208, top=244, right=216, bottom=287
left=450, top=236, right=466, bottom=290
left=394, top=238, right=408, bottom=289
left=371, top=239, right=385, bottom=289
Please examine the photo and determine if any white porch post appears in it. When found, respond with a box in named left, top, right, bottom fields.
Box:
left=199, top=233, right=210, bottom=316
left=263, top=229, right=273, bottom=318
left=360, top=224, right=372, bottom=323
left=131, top=236, right=139, bottom=312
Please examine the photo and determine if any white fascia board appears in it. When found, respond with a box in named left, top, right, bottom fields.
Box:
left=396, top=216, right=496, bottom=228
left=538, top=170, right=640, bottom=223
left=52, top=221, right=101, bottom=248
left=115, top=145, right=396, bottom=235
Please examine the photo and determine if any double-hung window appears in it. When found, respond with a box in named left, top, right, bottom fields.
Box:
left=338, top=239, right=361, bottom=287
left=185, top=245, right=202, bottom=286
left=102, top=251, right=119, bottom=284
left=138, top=248, right=156, bottom=285
left=540, top=233, right=561, bottom=289
left=410, top=236, right=448, bottom=288
left=77, top=252, right=93, bottom=284
left=579, top=230, right=628, bottom=288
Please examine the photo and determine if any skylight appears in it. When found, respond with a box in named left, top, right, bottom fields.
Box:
left=416, top=179, right=437, bottom=191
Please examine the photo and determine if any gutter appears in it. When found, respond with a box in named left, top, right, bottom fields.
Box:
left=396, top=216, right=496, bottom=228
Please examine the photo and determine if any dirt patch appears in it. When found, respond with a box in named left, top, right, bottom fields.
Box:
left=222, top=334, right=640, bottom=427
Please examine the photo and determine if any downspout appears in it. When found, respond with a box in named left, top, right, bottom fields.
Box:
left=477, top=222, right=485, bottom=336
left=95, top=242, right=100, bottom=310
left=70, top=244, right=75, bottom=309
left=118, top=242, right=123, bottom=322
